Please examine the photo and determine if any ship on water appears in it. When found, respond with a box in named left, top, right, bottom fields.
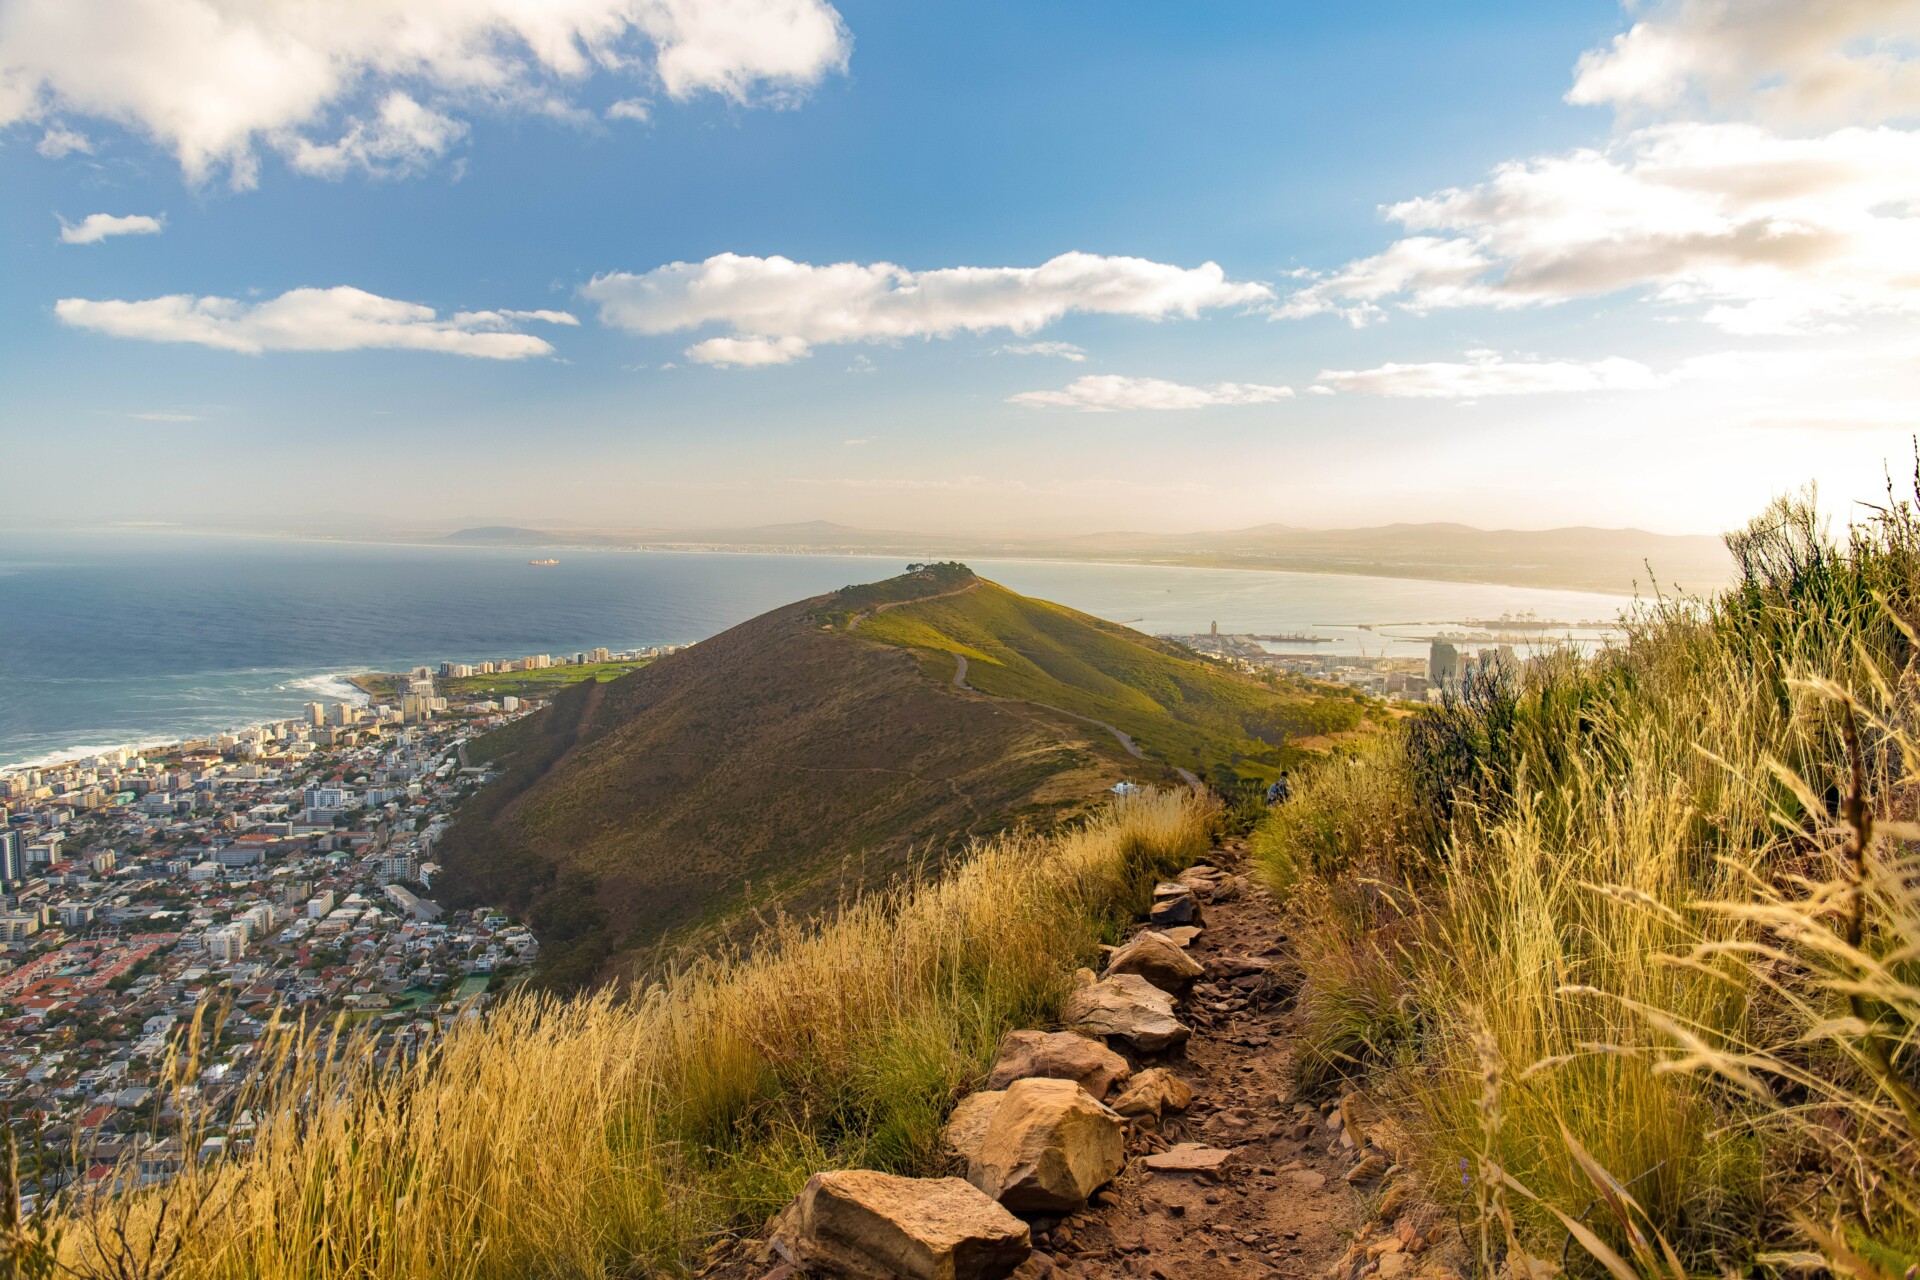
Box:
left=529, top=558, right=560, bottom=566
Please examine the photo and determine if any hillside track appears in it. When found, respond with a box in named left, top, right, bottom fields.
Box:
left=847, top=579, right=983, bottom=630
left=713, top=840, right=1362, bottom=1280
left=951, top=652, right=1203, bottom=790
left=1037, top=839, right=1361, bottom=1278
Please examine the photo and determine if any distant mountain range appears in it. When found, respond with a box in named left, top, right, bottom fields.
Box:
left=439, top=518, right=1730, bottom=595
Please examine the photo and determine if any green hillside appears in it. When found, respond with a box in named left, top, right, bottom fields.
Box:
left=856, top=576, right=1369, bottom=787
left=436, top=565, right=1370, bottom=987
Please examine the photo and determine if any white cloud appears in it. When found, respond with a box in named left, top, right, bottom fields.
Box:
left=0, top=0, right=851, bottom=188
left=281, top=92, right=467, bottom=179
left=55, top=286, right=558, bottom=358
left=128, top=410, right=198, bottom=421
left=1280, top=5, right=1920, bottom=335
left=1568, top=0, right=1920, bottom=128
left=684, top=334, right=810, bottom=366
left=1010, top=374, right=1293, bottom=412
left=998, top=340, right=1087, bottom=362
left=452, top=308, right=580, bottom=326
left=606, top=97, right=652, bottom=122
left=843, top=436, right=870, bottom=445
left=585, top=252, right=1269, bottom=366
left=1317, top=350, right=1662, bottom=398
left=58, top=212, right=162, bottom=244
left=36, top=123, right=89, bottom=156
left=1282, top=121, right=1920, bottom=334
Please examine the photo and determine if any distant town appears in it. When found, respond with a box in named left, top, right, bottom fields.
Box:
left=0, top=641, right=683, bottom=1199
left=1168, top=622, right=1557, bottom=701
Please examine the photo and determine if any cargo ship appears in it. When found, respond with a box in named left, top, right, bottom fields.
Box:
left=528, top=558, right=559, bottom=566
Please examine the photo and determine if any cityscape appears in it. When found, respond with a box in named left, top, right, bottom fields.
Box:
left=0, top=643, right=680, bottom=1200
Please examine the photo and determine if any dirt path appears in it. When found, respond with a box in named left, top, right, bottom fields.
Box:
left=1030, top=839, right=1359, bottom=1280
left=952, top=652, right=1203, bottom=790
left=846, top=580, right=981, bottom=629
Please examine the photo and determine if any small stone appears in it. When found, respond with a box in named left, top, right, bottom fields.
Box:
left=1110, top=1068, right=1193, bottom=1119
left=1147, top=892, right=1202, bottom=928
left=1102, top=931, right=1204, bottom=992
left=1345, top=1154, right=1390, bottom=1184
left=1285, top=1170, right=1328, bottom=1191
left=1141, top=1143, right=1232, bottom=1172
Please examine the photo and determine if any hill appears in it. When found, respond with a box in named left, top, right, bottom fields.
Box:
left=435, top=565, right=1364, bottom=987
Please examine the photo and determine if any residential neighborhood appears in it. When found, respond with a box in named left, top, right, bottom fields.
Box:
left=0, top=662, right=579, bottom=1199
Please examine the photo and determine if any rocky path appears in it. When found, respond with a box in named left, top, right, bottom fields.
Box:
left=1027, top=841, right=1358, bottom=1280
left=711, top=837, right=1444, bottom=1280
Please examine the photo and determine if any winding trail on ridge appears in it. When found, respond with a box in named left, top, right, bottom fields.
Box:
left=951, top=652, right=1203, bottom=790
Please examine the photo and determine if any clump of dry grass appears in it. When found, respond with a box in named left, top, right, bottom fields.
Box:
left=24, top=790, right=1208, bottom=1280
left=1254, top=481, right=1920, bottom=1272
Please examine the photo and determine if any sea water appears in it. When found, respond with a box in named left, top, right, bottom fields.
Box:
left=0, top=531, right=1633, bottom=769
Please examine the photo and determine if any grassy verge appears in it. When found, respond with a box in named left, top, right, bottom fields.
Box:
left=42, top=791, right=1208, bottom=1280
left=1251, top=485, right=1920, bottom=1274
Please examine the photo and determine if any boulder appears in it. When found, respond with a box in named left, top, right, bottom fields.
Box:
left=770, top=1170, right=1030, bottom=1280
left=1101, top=931, right=1203, bottom=992
left=1160, top=925, right=1203, bottom=948
left=985, top=1030, right=1131, bottom=1100
left=969, top=1078, right=1127, bottom=1213
left=1062, top=973, right=1190, bottom=1053
left=1147, top=891, right=1202, bottom=928
left=1109, top=1067, right=1193, bottom=1119
left=943, top=1090, right=1006, bottom=1164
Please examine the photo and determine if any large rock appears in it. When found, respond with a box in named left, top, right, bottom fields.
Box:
left=770, top=1170, right=1030, bottom=1280
left=943, top=1091, right=1006, bottom=1164
left=1101, top=931, right=1203, bottom=992
left=969, top=1078, right=1127, bottom=1213
left=1109, top=1067, right=1193, bottom=1118
left=1062, top=973, right=1190, bottom=1053
left=985, top=1030, right=1131, bottom=1099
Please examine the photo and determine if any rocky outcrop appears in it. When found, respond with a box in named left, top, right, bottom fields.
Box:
left=1108, top=1066, right=1192, bottom=1119
left=1062, top=973, right=1190, bottom=1052
left=1100, top=930, right=1203, bottom=992
left=984, top=1030, right=1131, bottom=1100
left=769, top=1170, right=1031, bottom=1280
left=968, top=1078, right=1127, bottom=1213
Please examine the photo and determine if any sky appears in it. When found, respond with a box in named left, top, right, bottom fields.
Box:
left=2, top=0, right=1917, bottom=537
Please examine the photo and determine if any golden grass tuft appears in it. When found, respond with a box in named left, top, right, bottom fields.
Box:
left=38, top=790, right=1208, bottom=1280
left=1253, top=484, right=1920, bottom=1272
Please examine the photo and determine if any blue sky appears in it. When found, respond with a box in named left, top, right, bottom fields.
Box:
left=3, top=1, right=1917, bottom=535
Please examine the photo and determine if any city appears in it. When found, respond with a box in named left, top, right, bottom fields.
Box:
left=0, top=643, right=677, bottom=1201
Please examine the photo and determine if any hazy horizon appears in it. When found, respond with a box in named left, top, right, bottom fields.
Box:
left=5, top=3, right=1917, bottom=536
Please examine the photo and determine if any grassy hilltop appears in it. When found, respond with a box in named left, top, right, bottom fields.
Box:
left=857, top=568, right=1368, bottom=787
left=1251, top=487, right=1920, bottom=1274
left=435, top=564, right=1364, bottom=986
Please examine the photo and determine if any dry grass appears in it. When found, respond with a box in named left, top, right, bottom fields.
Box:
left=29, top=791, right=1208, bottom=1280
left=1253, top=485, right=1920, bottom=1273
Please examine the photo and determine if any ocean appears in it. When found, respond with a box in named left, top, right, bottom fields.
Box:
left=0, top=531, right=1634, bottom=770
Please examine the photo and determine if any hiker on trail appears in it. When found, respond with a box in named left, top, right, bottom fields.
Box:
left=1265, top=772, right=1293, bottom=807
